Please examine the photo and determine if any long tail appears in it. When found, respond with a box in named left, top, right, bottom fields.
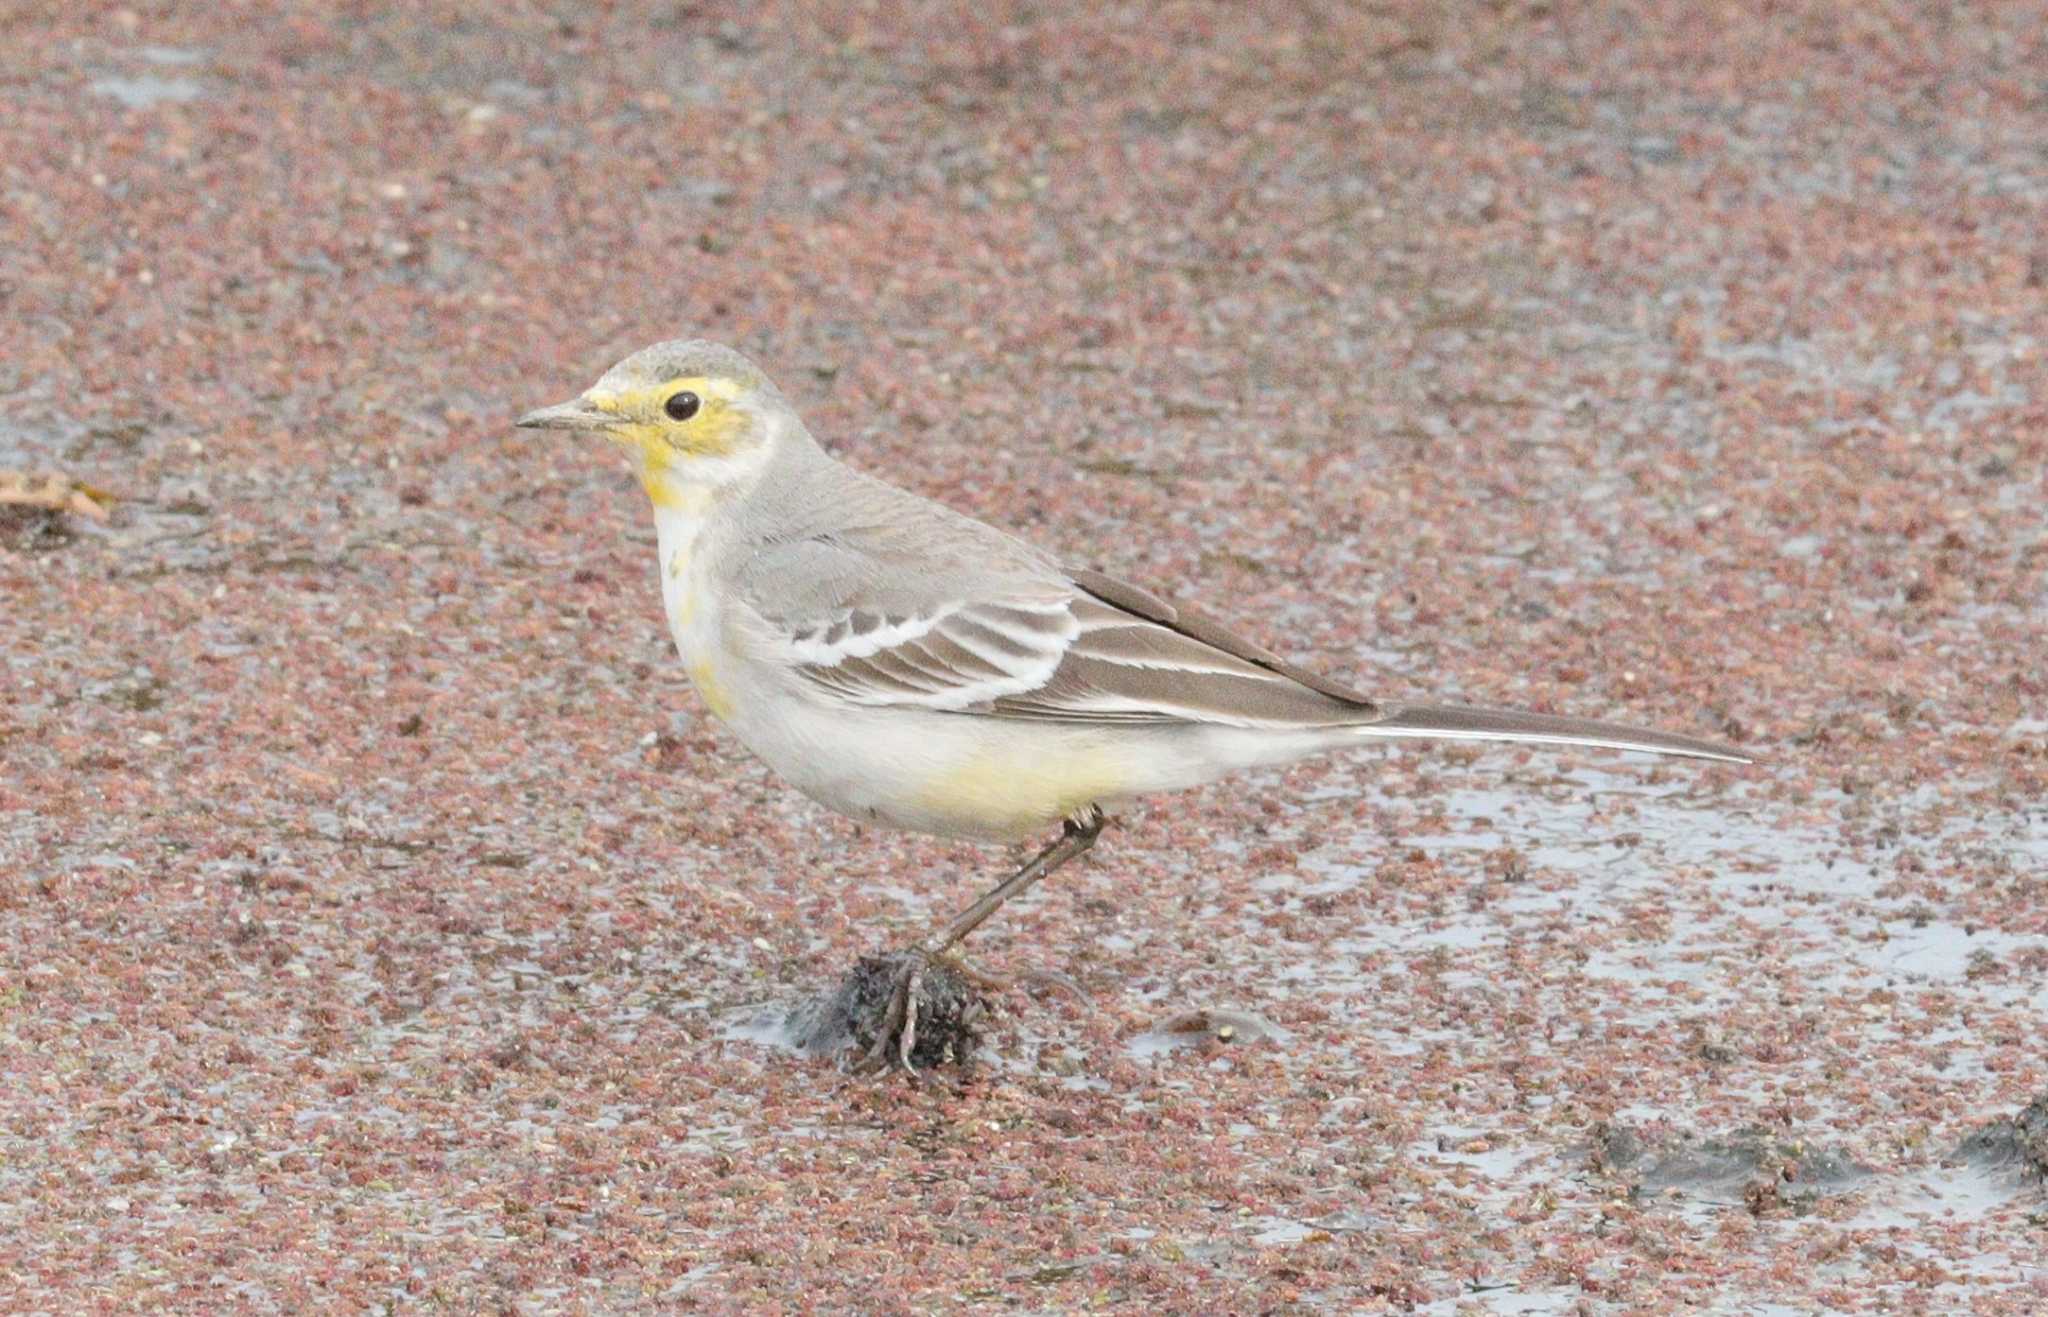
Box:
left=1353, top=702, right=1751, bottom=763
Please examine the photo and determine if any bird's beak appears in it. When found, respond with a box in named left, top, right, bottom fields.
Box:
left=516, top=396, right=620, bottom=433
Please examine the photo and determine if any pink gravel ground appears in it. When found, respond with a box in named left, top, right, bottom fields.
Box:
left=4, top=1, right=2045, bottom=1310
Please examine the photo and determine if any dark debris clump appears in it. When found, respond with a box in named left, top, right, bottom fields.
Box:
left=787, top=952, right=985, bottom=1072
left=1952, top=1093, right=2048, bottom=1184
left=1588, top=1123, right=1872, bottom=1212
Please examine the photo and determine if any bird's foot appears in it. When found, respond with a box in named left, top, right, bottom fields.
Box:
left=839, top=948, right=986, bottom=1077
left=945, top=955, right=1089, bottom=1006
left=787, top=949, right=1089, bottom=1077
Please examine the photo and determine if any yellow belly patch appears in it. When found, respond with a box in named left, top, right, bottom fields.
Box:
left=687, top=659, right=735, bottom=720
left=913, top=743, right=1133, bottom=836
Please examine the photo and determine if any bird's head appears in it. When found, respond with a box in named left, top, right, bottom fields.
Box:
left=518, top=339, right=792, bottom=508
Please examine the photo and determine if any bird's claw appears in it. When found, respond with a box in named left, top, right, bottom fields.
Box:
left=851, top=955, right=925, bottom=1076
left=844, top=948, right=983, bottom=1077
left=947, top=956, right=1089, bottom=1007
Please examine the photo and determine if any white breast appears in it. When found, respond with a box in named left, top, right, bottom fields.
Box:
left=650, top=492, right=731, bottom=704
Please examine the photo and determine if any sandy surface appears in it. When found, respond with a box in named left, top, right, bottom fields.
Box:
left=4, top=1, right=2045, bottom=1311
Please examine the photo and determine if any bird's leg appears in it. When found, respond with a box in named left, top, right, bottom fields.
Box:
left=920, top=806, right=1107, bottom=958
left=851, top=807, right=1106, bottom=1075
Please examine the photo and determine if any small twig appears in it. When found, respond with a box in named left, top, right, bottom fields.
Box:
left=0, top=469, right=116, bottom=521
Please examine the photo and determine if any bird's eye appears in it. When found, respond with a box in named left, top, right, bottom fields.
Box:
left=664, top=390, right=701, bottom=421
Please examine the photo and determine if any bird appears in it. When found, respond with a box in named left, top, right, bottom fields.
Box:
left=518, top=339, right=1750, bottom=1072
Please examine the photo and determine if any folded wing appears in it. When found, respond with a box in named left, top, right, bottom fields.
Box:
left=784, top=594, right=1079, bottom=711
left=741, top=536, right=1377, bottom=729
left=740, top=542, right=1747, bottom=760
left=983, top=569, right=1373, bottom=727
